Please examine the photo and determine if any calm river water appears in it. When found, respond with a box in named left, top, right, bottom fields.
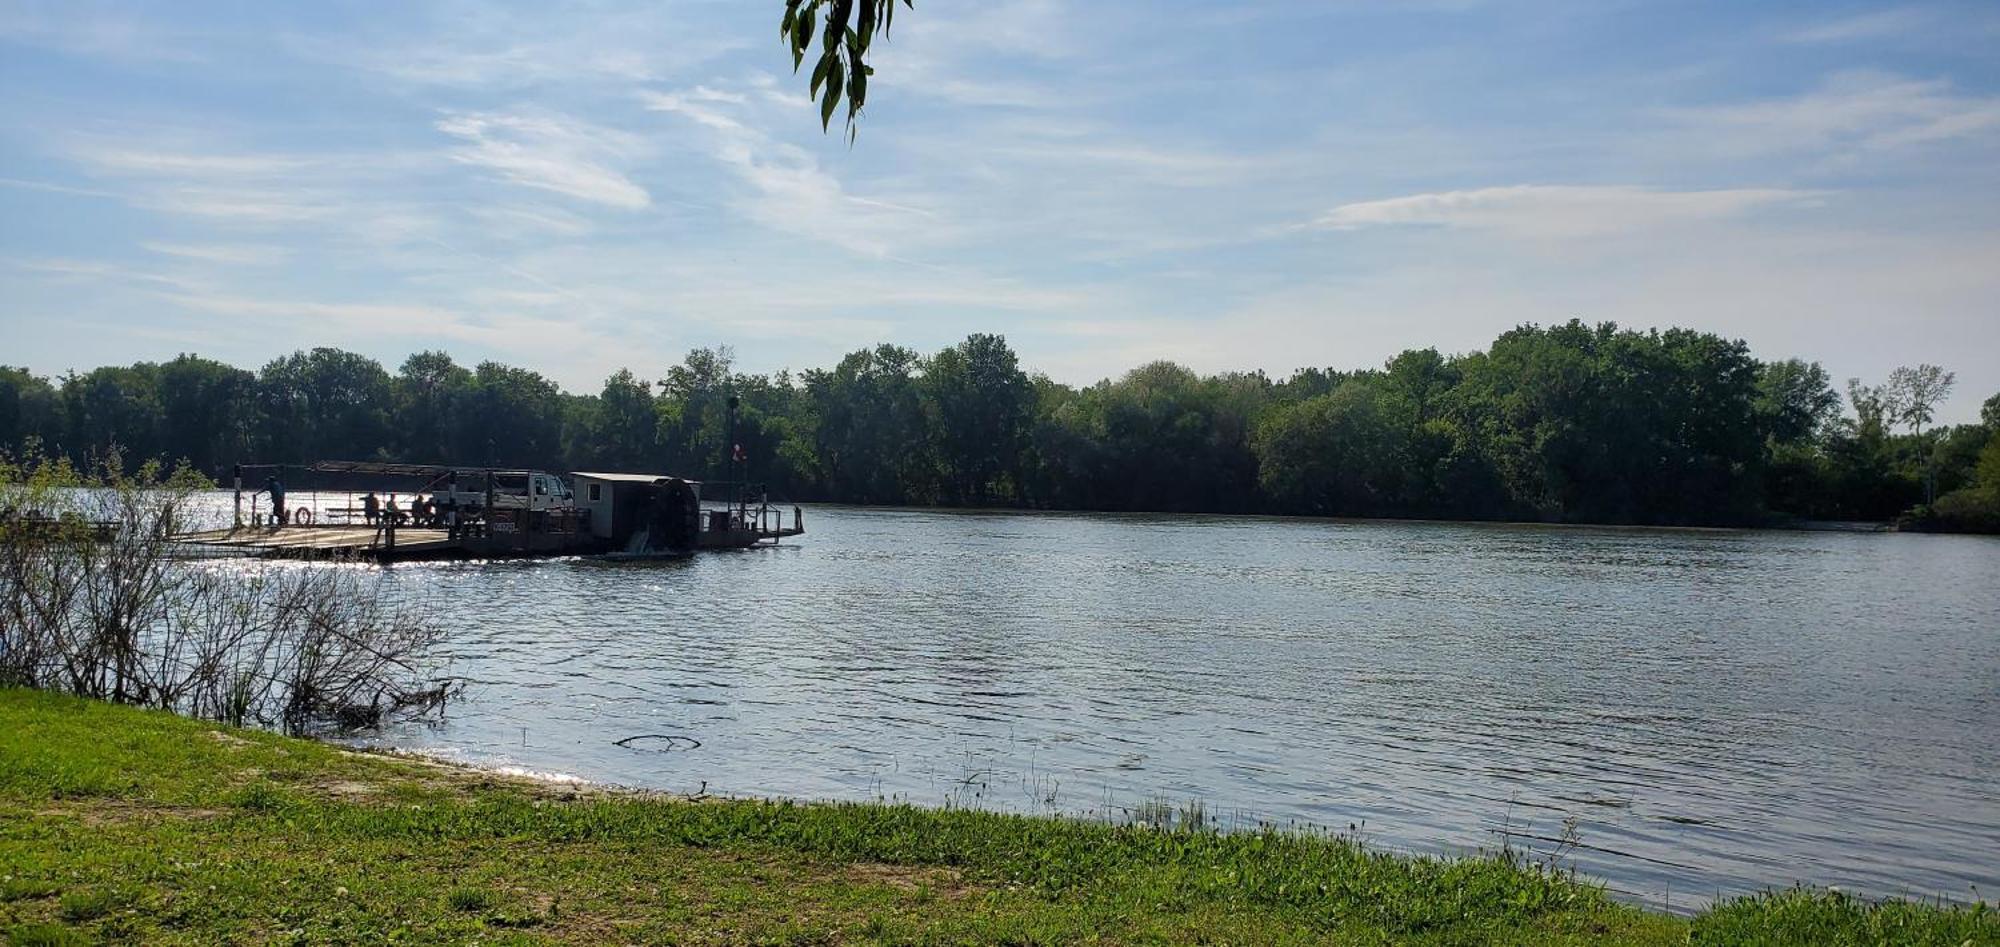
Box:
left=292, top=504, right=1997, bottom=909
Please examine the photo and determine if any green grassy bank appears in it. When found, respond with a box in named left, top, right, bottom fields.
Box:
left=0, top=689, right=1991, bottom=946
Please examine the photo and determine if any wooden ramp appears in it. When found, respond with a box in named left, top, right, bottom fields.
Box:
left=171, top=525, right=457, bottom=559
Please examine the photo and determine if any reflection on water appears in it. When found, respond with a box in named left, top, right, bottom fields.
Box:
left=193, top=497, right=2000, bottom=908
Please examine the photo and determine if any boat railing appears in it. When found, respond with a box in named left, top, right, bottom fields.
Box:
left=698, top=502, right=803, bottom=538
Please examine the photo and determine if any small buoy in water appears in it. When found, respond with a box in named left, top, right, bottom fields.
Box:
left=614, top=734, right=701, bottom=752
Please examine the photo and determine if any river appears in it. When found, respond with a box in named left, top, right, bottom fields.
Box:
left=265, top=503, right=1997, bottom=909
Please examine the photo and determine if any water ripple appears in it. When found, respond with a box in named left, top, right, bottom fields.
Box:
left=294, top=503, right=2000, bottom=910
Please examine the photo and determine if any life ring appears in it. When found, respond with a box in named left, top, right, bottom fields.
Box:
left=293, top=507, right=315, bottom=526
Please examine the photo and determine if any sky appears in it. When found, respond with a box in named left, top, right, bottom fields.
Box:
left=2, top=0, right=1997, bottom=422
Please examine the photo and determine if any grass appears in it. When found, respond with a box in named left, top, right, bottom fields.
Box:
left=0, top=688, right=1992, bottom=946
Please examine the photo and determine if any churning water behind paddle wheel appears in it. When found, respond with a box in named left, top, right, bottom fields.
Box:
left=623, top=479, right=700, bottom=557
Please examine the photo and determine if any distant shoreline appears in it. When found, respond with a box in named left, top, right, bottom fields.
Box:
left=761, top=498, right=1930, bottom=535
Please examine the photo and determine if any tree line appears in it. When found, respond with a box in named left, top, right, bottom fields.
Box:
left=3, top=321, right=1997, bottom=530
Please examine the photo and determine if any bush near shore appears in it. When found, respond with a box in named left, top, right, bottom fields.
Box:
left=2, top=690, right=1992, bottom=945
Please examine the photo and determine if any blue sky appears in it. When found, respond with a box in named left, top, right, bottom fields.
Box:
left=3, top=0, right=1997, bottom=421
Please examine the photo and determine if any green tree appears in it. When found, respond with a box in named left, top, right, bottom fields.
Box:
left=254, top=349, right=393, bottom=464
left=923, top=334, right=1031, bottom=504
left=656, top=348, right=747, bottom=482
left=1449, top=322, right=1764, bottom=524
left=391, top=351, right=472, bottom=463
left=1650, top=328, right=1766, bottom=522
left=1979, top=433, right=2000, bottom=488
left=802, top=344, right=930, bottom=503
left=1756, top=359, right=1841, bottom=446
left=1377, top=349, right=1501, bottom=515
left=1253, top=382, right=1401, bottom=516
left=1035, top=362, right=1260, bottom=513
left=455, top=362, right=566, bottom=469
left=1933, top=423, right=1993, bottom=497
left=1885, top=364, right=1956, bottom=505
left=1754, top=359, right=1842, bottom=518
left=61, top=365, right=165, bottom=468
left=1820, top=378, right=1917, bottom=519
left=156, top=355, right=255, bottom=475
left=0, top=367, right=62, bottom=457
left=743, top=371, right=812, bottom=495
left=1271, top=367, right=1350, bottom=404
left=588, top=369, right=659, bottom=471
left=1884, top=364, right=1956, bottom=438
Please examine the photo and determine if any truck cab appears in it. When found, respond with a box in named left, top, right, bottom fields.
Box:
left=526, top=472, right=575, bottom=511
left=429, top=470, right=575, bottom=513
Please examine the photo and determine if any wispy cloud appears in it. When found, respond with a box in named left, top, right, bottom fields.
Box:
left=141, top=242, right=293, bottom=266
left=436, top=109, right=652, bottom=209
left=141, top=185, right=343, bottom=224
left=640, top=89, right=749, bottom=132
left=640, top=85, right=945, bottom=256
left=903, top=0, right=1077, bottom=60
left=978, top=136, right=1278, bottom=189
left=532, top=244, right=1103, bottom=322
left=11, top=257, right=207, bottom=292
left=296, top=3, right=746, bottom=90
left=869, top=0, right=1083, bottom=108
left=357, top=43, right=659, bottom=87
left=1306, top=185, right=1818, bottom=239
left=71, top=147, right=318, bottom=177
left=1784, top=7, right=1929, bottom=44
left=0, top=176, right=120, bottom=199
left=1663, top=71, right=2000, bottom=157
left=463, top=204, right=596, bottom=240
left=0, top=4, right=206, bottom=63
left=161, top=293, right=454, bottom=334
left=60, top=136, right=442, bottom=238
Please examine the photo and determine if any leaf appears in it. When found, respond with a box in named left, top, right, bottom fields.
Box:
left=795, top=12, right=816, bottom=54
left=821, top=67, right=843, bottom=130
left=810, top=53, right=832, bottom=97
left=784, top=0, right=911, bottom=137
left=829, top=0, right=854, bottom=45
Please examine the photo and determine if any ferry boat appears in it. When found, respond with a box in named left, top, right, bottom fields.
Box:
left=171, top=461, right=803, bottom=562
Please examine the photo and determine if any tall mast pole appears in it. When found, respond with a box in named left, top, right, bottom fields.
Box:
left=726, top=393, right=741, bottom=509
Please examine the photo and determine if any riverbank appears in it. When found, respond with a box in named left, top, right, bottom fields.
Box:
left=3, top=692, right=1993, bottom=945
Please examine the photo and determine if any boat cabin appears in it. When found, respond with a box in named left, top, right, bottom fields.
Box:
left=572, top=472, right=702, bottom=556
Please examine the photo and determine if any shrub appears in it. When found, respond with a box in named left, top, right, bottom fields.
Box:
left=0, top=448, right=449, bottom=732
left=1909, top=487, right=2000, bottom=534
